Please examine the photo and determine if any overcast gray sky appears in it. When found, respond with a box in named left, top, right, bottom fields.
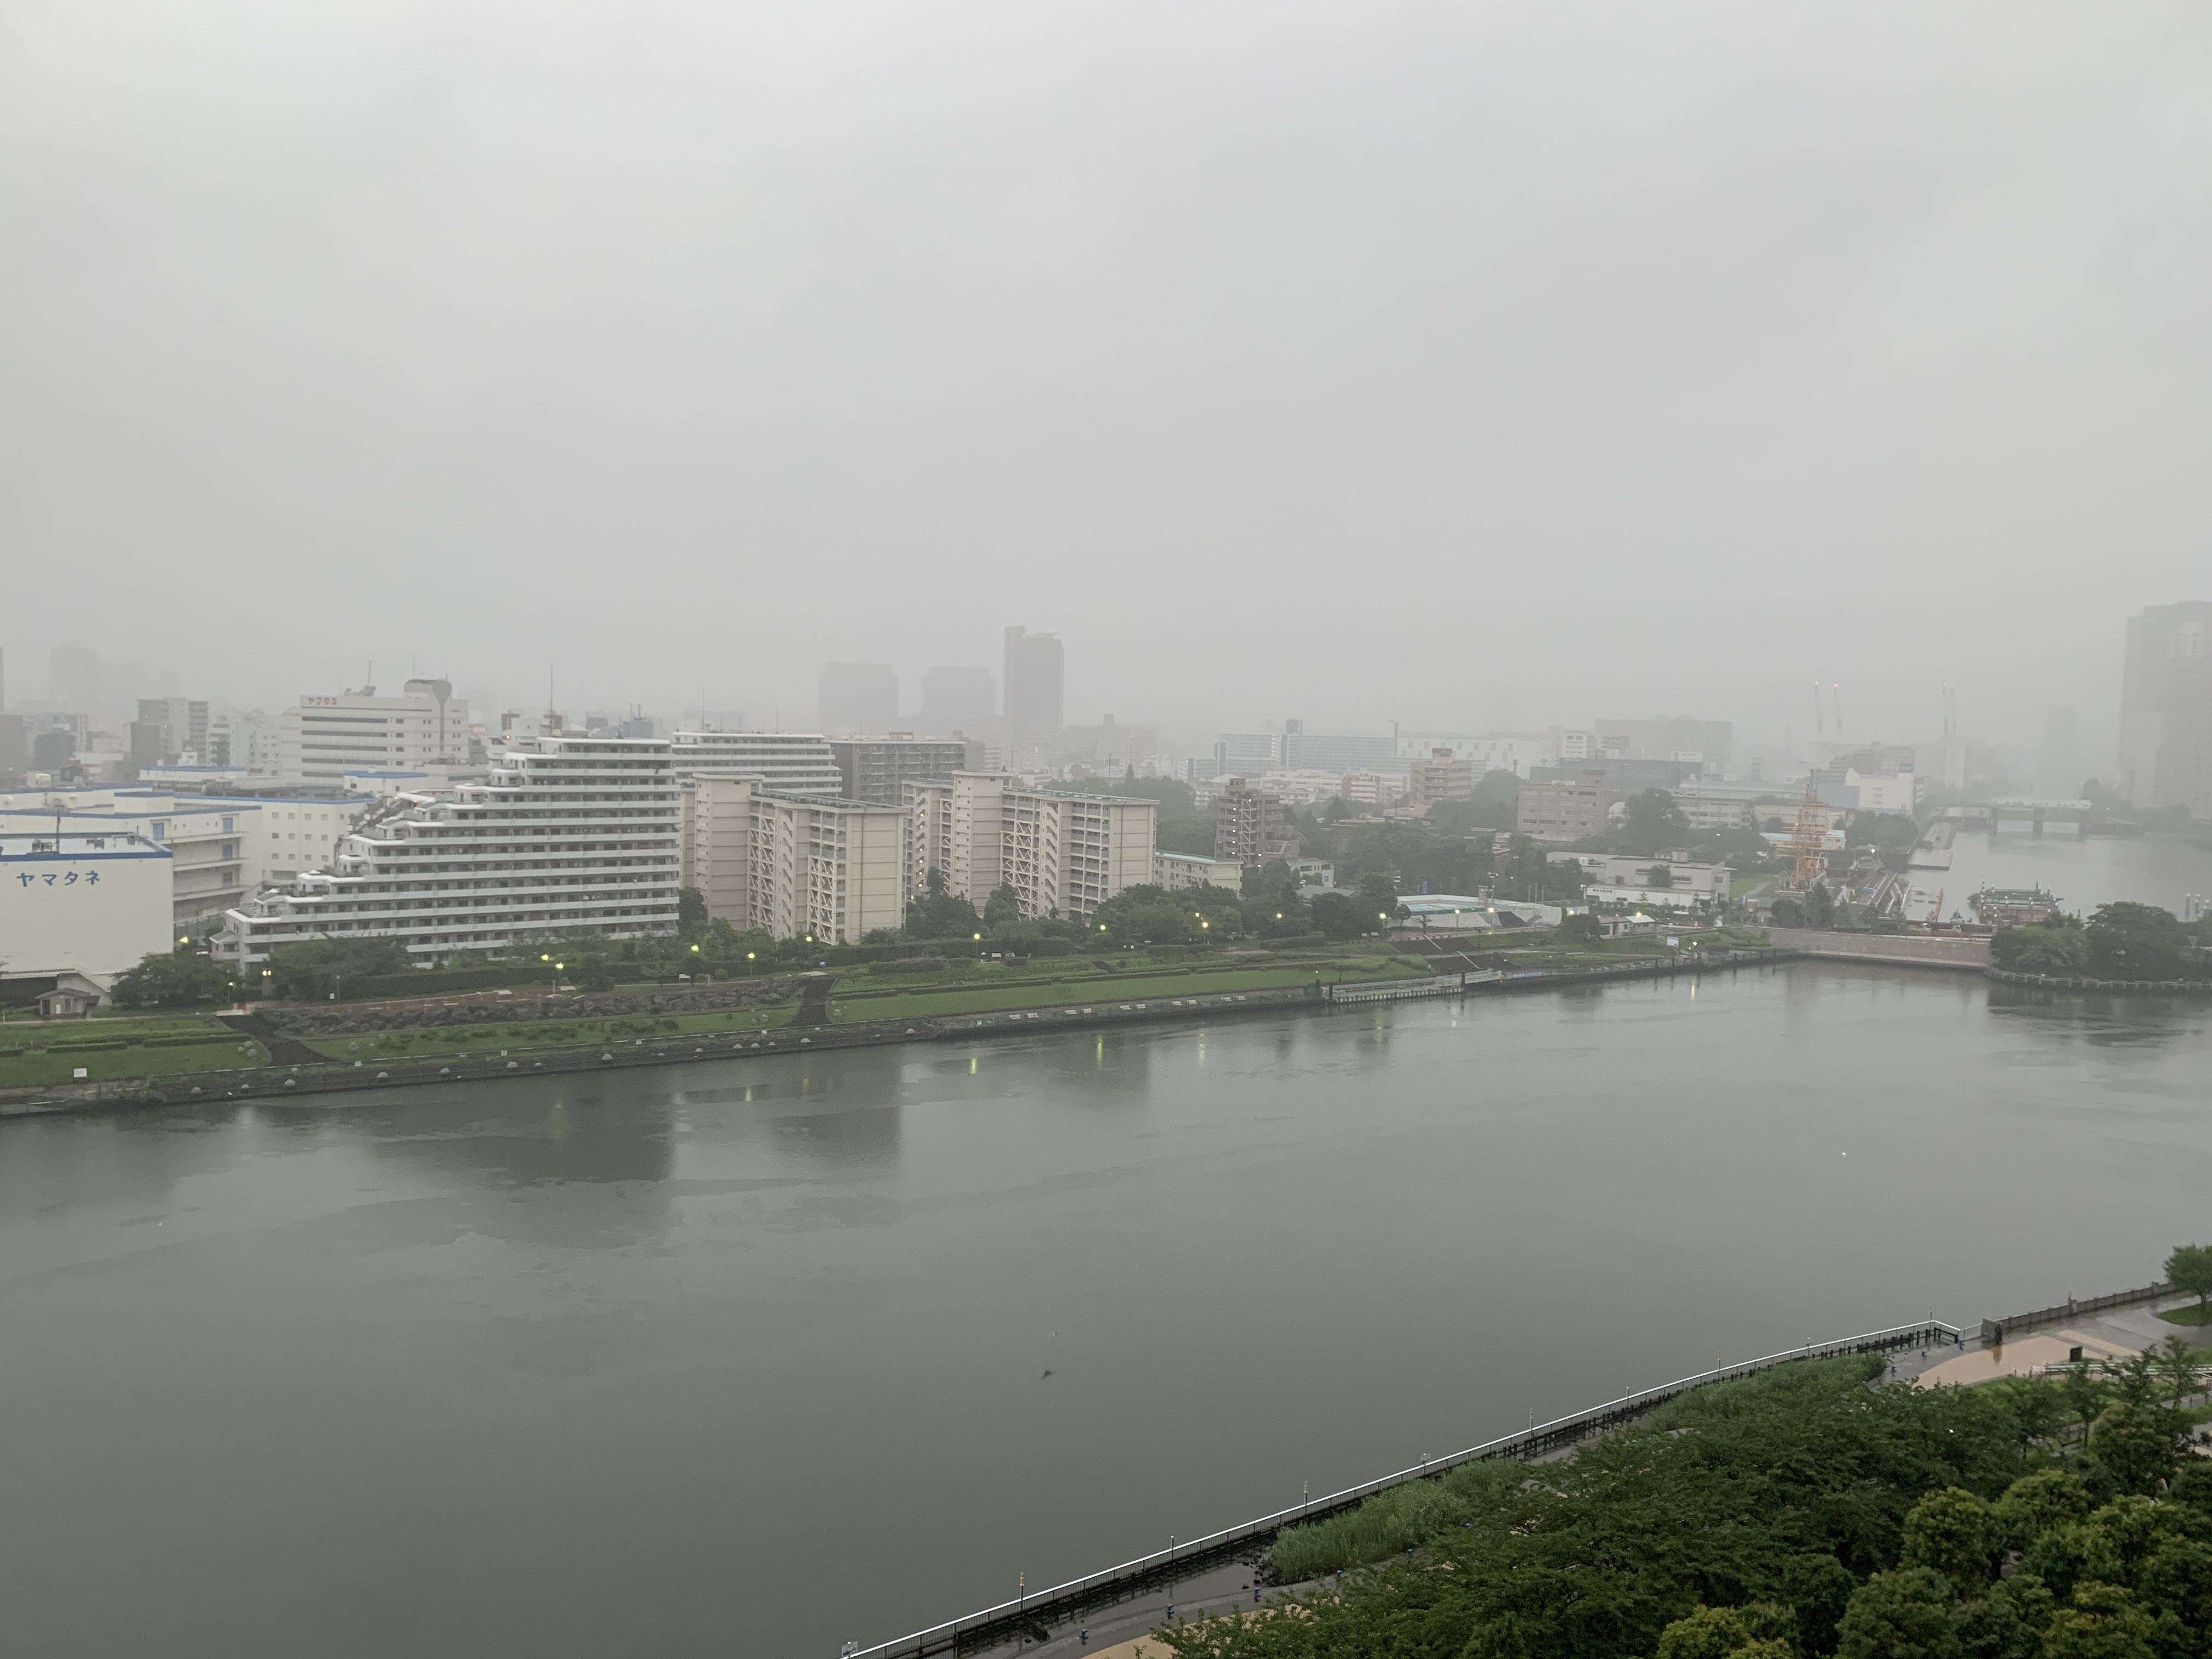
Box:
left=4, top=1, right=2209, bottom=759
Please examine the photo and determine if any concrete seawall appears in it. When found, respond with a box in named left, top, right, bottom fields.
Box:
left=1766, top=929, right=1990, bottom=970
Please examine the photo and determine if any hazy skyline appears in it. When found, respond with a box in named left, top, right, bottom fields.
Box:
left=6, top=2, right=2210, bottom=758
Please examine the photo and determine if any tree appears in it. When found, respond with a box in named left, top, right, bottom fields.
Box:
left=1616, top=789, right=1691, bottom=856
left=1657, top=1605, right=1793, bottom=1659
left=2084, top=902, right=2192, bottom=981
left=1356, top=873, right=1400, bottom=931
left=676, top=886, right=709, bottom=927
left=906, top=868, right=984, bottom=940
left=266, top=937, right=412, bottom=1001
left=1901, top=1488, right=1998, bottom=1591
left=1991, top=916, right=2089, bottom=974
left=1836, top=1567, right=1961, bottom=1659
left=1803, top=883, right=1837, bottom=929
left=2040, top=1582, right=2155, bottom=1659
left=109, top=950, right=236, bottom=1008
left=2164, top=1243, right=2212, bottom=1316
left=981, top=884, right=1023, bottom=929
left=1310, top=891, right=1364, bottom=940
left=2089, top=1402, right=2184, bottom=1496
left=1558, top=912, right=1604, bottom=946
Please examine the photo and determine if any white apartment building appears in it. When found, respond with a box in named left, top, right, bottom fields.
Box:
left=681, top=774, right=906, bottom=944
left=1155, top=851, right=1244, bottom=892
left=904, top=772, right=1156, bottom=921
left=213, top=735, right=679, bottom=968
left=1, top=831, right=174, bottom=978
left=280, top=680, right=471, bottom=782
left=667, top=731, right=843, bottom=795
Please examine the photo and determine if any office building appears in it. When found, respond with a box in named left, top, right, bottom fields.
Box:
left=1282, top=729, right=1398, bottom=775
left=1595, top=717, right=1732, bottom=771
left=213, top=736, right=679, bottom=968
left=1211, top=733, right=1281, bottom=777
left=1515, top=770, right=1610, bottom=842
left=904, top=772, right=1155, bottom=921
left=667, top=730, right=843, bottom=795
left=682, top=773, right=906, bottom=944
left=279, top=680, right=471, bottom=782
left=1002, top=628, right=1065, bottom=760
left=1397, top=732, right=1565, bottom=778
left=827, top=736, right=969, bottom=807
left=2119, top=602, right=2212, bottom=818
left=1213, top=777, right=1299, bottom=866
left=134, top=698, right=211, bottom=764
left=2, top=830, right=173, bottom=981
left=817, top=663, right=899, bottom=736
left=1406, top=749, right=1474, bottom=809
left=916, top=667, right=996, bottom=729
left=1530, top=757, right=1703, bottom=796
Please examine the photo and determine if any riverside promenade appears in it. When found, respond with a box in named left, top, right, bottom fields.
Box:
left=0, top=948, right=1793, bottom=1119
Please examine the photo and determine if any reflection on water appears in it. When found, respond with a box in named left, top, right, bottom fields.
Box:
left=3, top=965, right=2210, bottom=1658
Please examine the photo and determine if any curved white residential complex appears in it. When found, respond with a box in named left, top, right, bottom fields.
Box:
left=214, top=735, right=679, bottom=968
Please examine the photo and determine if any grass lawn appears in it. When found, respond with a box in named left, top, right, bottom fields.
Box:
left=0, top=1014, right=261, bottom=1088
left=301, top=1005, right=799, bottom=1062
left=2157, top=1302, right=2212, bottom=1327
left=828, top=957, right=1421, bottom=1024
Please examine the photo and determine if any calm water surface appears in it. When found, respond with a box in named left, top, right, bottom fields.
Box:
left=3, top=964, right=2209, bottom=1657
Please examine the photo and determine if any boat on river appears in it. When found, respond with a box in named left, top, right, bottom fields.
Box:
left=1968, top=884, right=2062, bottom=925
left=1909, top=821, right=1955, bottom=870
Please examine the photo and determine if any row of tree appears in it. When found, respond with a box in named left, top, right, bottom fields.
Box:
left=1992, top=904, right=2210, bottom=981
left=1157, top=1248, right=2212, bottom=1658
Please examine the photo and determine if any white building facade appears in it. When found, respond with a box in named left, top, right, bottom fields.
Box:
left=2, top=831, right=174, bottom=977
left=214, top=735, right=679, bottom=968
left=681, top=773, right=907, bottom=944
left=279, top=680, right=471, bottom=782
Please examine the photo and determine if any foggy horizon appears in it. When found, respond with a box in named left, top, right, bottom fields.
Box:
left=8, top=2, right=2212, bottom=764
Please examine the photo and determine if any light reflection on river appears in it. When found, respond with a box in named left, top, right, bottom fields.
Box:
left=2, top=964, right=2209, bottom=1657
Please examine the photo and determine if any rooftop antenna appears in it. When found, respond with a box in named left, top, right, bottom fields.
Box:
left=1812, top=681, right=1825, bottom=738
left=1833, top=684, right=1844, bottom=738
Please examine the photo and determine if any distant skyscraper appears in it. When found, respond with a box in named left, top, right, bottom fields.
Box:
left=817, top=663, right=899, bottom=735
left=916, top=666, right=996, bottom=729
left=1002, top=627, right=1064, bottom=759
left=50, top=642, right=99, bottom=711
left=2118, top=602, right=2212, bottom=817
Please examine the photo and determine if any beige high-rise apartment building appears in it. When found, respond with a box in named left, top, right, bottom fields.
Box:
left=682, top=774, right=907, bottom=944
left=1407, top=748, right=1474, bottom=809
left=903, top=771, right=1154, bottom=921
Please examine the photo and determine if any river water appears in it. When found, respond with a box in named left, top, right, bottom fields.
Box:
left=4, top=964, right=2210, bottom=1657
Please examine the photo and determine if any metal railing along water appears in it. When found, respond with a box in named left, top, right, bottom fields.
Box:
left=849, top=1317, right=1963, bottom=1659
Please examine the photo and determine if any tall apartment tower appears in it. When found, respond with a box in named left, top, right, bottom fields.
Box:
left=1213, top=777, right=1299, bottom=866
left=1002, top=627, right=1064, bottom=761
left=817, top=663, right=899, bottom=736
left=2119, top=602, right=2212, bottom=818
